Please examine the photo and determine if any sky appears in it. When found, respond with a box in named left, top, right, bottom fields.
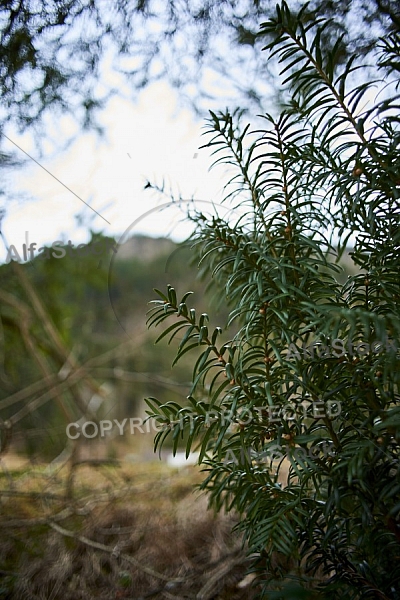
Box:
left=0, top=79, right=234, bottom=264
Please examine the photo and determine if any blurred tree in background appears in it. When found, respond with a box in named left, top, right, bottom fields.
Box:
left=0, top=0, right=399, bottom=134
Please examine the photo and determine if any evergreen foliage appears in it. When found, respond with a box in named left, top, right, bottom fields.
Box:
left=146, top=3, right=400, bottom=596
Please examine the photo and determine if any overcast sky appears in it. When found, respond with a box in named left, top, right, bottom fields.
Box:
left=0, top=77, right=234, bottom=263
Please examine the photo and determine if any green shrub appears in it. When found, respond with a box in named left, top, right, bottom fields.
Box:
left=145, top=3, right=400, bottom=597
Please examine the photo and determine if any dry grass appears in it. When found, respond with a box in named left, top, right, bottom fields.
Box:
left=0, top=456, right=260, bottom=600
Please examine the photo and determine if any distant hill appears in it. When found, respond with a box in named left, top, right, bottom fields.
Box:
left=115, top=235, right=176, bottom=262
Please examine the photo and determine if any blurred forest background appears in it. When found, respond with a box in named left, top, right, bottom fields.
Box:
left=0, top=233, right=211, bottom=462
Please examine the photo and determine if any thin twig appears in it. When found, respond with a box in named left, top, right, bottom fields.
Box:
left=48, top=521, right=187, bottom=584
left=196, top=553, right=246, bottom=600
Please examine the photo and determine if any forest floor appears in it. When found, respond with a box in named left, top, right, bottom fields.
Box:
left=0, top=452, right=262, bottom=600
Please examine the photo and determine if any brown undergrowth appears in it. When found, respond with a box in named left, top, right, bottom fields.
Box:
left=0, top=457, right=260, bottom=600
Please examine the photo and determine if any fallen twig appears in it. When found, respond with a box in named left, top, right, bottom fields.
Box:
left=48, top=521, right=187, bottom=584
left=196, top=553, right=248, bottom=600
